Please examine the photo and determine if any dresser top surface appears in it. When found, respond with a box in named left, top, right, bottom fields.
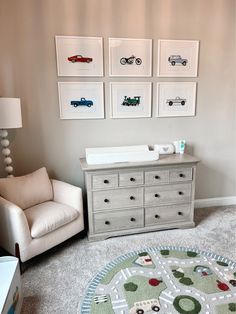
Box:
left=80, top=153, right=200, bottom=171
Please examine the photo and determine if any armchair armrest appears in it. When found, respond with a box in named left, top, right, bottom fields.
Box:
left=51, top=179, right=83, bottom=214
left=0, top=196, right=31, bottom=256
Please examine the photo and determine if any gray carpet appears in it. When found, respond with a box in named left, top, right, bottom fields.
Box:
left=21, top=206, right=236, bottom=314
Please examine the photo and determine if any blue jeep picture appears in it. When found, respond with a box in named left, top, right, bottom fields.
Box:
left=168, top=55, right=188, bottom=66
left=71, top=98, right=93, bottom=107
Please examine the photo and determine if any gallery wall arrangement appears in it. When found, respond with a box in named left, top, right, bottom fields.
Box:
left=55, top=36, right=199, bottom=120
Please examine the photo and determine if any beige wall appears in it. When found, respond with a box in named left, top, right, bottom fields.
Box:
left=0, top=0, right=235, bottom=199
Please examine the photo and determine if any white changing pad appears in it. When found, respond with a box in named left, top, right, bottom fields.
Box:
left=86, top=145, right=159, bottom=165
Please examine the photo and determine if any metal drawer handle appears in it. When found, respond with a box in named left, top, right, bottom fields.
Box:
left=155, top=194, right=160, bottom=198
left=178, top=211, right=183, bottom=216
left=104, top=198, right=110, bottom=203
left=179, top=173, right=185, bottom=178
left=105, top=220, right=110, bottom=225
left=104, top=179, right=109, bottom=184
left=155, top=175, right=160, bottom=179
left=130, top=177, right=135, bottom=182
left=130, top=196, right=135, bottom=200
left=155, top=214, right=160, bottom=219
left=178, top=191, right=184, bottom=195
left=130, top=217, right=136, bottom=222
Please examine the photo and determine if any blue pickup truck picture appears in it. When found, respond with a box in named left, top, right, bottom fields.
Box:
left=70, top=98, right=93, bottom=108
left=168, top=55, right=188, bottom=66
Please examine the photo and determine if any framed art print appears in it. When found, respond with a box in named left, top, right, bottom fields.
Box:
left=55, top=36, right=103, bottom=76
left=110, top=82, right=152, bottom=118
left=58, top=82, right=104, bottom=119
left=157, top=40, right=199, bottom=77
left=109, top=38, right=152, bottom=77
left=156, top=82, right=197, bottom=117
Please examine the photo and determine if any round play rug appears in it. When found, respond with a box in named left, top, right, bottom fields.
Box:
left=81, top=246, right=236, bottom=314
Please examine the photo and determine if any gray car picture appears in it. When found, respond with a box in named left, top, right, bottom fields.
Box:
left=166, top=96, right=186, bottom=106
left=168, top=55, right=188, bottom=66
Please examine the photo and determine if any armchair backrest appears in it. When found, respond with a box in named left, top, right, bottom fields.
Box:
left=0, top=167, right=53, bottom=209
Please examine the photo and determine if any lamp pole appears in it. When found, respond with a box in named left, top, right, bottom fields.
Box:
left=0, top=129, right=13, bottom=177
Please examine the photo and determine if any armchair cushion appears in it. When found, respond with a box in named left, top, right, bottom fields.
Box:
left=0, top=167, right=53, bottom=210
left=24, top=201, right=79, bottom=238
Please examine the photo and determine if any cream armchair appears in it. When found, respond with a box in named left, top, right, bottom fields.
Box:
left=0, top=168, right=84, bottom=262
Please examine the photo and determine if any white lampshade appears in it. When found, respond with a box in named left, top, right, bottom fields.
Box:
left=0, top=98, right=22, bottom=129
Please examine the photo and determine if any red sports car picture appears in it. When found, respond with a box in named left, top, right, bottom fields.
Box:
left=67, top=55, right=93, bottom=63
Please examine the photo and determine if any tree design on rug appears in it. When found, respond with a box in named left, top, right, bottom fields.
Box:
left=217, top=261, right=229, bottom=267
left=229, top=303, right=236, bottom=312
left=179, top=277, right=194, bottom=286
left=173, top=295, right=201, bottom=314
left=160, top=249, right=169, bottom=256
left=124, top=282, right=138, bottom=292
left=161, top=249, right=199, bottom=259
left=187, top=251, right=198, bottom=257
left=173, top=268, right=185, bottom=278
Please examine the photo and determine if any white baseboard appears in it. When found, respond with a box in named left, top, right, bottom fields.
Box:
left=194, top=196, right=236, bottom=208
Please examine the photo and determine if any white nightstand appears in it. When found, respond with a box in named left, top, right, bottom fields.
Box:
left=0, top=257, right=22, bottom=314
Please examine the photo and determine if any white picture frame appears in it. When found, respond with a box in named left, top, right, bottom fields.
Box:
left=156, top=82, right=197, bottom=117
left=110, top=82, right=152, bottom=119
left=109, top=38, right=152, bottom=77
left=55, top=36, right=103, bottom=76
left=157, top=40, right=199, bottom=77
left=58, top=82, right=104, bottom=119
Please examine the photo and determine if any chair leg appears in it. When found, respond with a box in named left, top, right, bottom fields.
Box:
left=15, top=243, right=25, bottom=274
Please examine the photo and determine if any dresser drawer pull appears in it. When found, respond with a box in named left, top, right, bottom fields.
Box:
left=178, top=211, right=183, bottom=216
left=154, top=194, right=160, bottom=198
left=178, top=191, right=184, bottom=195
left=130, top=177, right=136, bottom=182
left=155, top=214, right=160, bottom=219
left=179, top=173, right=185, bottom=178
left=105, top=220, right=110, bottom=225
left=130, top=196, right=135, bottom=200
left=130, top=217, right=136, bottom=222
left=104, top=198, right=110, bottom=203
left=103, top=179, right=109, bottom=184
left=155, top=175, right=160, bottom=179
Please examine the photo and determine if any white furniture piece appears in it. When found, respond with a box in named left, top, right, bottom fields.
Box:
left=80, top=153, right=200, bottom=241
left=0, top=256, right=22, bottom=314
left=86, top=145, right=159, bottom=165
left=0, top=98, right=22, bottom=177
left=0, top=168, right=84, bottom=262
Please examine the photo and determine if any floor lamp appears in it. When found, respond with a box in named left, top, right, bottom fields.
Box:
left=0, top=98, right=22, bottom=177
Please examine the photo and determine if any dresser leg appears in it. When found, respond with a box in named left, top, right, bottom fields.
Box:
left=179, top=222, right=195, bottom=229
left=88, top=233, right=110, bottom=242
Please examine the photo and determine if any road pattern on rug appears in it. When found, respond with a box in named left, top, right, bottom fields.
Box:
left=81, top=247, right=236, bottom=314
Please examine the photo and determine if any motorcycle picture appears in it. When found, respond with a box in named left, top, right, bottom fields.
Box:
left=120, top=55, right=142, bottom=65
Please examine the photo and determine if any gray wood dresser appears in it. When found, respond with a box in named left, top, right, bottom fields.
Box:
left=80, top=154, right=200, bottom=241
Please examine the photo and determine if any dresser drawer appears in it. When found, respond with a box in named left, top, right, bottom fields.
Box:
left=145, top=170, right=169, bottom=185
left=145, top=204, right=191, bottom=227
left=92, top=174, right=118, bottom=190
left=119, top=171, right=144, bottom=187
left=169, top=168, right=192, bottom=183
left=93, top=187, right=143, bottom=210
left=94, top=208, right=144, bottom=233
left=145, top=183, right=191, bottom=206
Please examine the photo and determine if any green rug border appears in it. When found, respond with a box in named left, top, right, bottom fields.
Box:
left=80, top=246, right=236, bottom=314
